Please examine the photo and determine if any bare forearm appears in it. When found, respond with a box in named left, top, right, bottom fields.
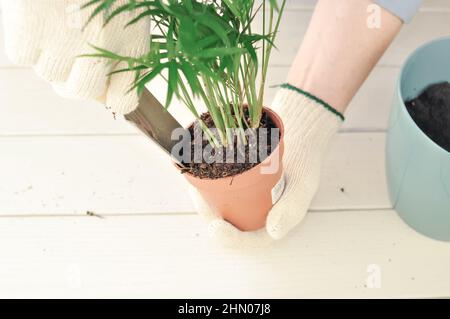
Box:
left=287, top=0, right=402, bottom=112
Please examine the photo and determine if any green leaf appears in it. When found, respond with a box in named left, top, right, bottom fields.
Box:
left=195, top=14, right=231, bottom=47
left=132, top=62, right=167, bottom=95
left=197, top=47, right=244, bottom=59
left=222, top=0, right=242, bottom=20
left=179, top=59, right=200, bottom=96
left=268, top=0, right=280, bottom=12
left=166, top=61, right=178, bottom=109
left=80, top=0, right=287, bottom=146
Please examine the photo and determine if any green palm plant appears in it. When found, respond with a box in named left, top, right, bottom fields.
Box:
left=83, top=0, right=286, bottom=147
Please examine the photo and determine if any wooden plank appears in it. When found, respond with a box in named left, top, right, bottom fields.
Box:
left=313, top=132, right=389, bottom=211
left=343, top=66, right=399, bottom=132
left=0, top=132, right=389, bottom=215
left=0, top=68, right=196, bottom=135
left=0, top=134, right=193, bottom=215
left=416, top=0, right=450, bottom=9
left=0, top=210, right=449, bottom=298
left=0, top=11, right=8, bottom=67
left=0, top=65, right=398, bottom=135
left=143, top=66, right=399, bottom=133
left=265, top=66, right=399, bottom=132
left=381, top=11, right=450, bottom=66
left=0, top=69, right=136, bottom=135
left=1, top=9, right=450, bottom=68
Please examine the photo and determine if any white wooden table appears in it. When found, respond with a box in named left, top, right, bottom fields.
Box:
left=1, top=0, right=450, bottom=298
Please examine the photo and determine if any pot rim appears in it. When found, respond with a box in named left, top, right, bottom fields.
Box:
left=175, top=106, right=285, bottom=182
left=397, top=35, right=450, bottom=155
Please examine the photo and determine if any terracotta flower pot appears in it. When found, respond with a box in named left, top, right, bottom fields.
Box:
left=181, top=107, right=285, bottom=231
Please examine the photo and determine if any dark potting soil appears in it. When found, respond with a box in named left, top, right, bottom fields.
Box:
left=181, top=109, right=280, bottom=179
left=405, top=81, right=450, bottom=152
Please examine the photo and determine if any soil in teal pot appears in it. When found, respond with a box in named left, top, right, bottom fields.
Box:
left=405, top=82, right=450, bottom=152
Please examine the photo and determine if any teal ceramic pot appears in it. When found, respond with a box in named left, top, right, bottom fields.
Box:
left=386, top=36, right=450, bottom=241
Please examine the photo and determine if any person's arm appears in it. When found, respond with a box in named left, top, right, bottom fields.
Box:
left=287, top=0, right=403, bottom=113
left=190, top=0, right=422, bottom=246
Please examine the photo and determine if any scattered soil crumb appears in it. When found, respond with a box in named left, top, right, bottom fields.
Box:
left=86, top=211, right=105, bottom=219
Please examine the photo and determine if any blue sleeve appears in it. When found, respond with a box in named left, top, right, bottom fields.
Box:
left=375, top=0, right=423, bottom=23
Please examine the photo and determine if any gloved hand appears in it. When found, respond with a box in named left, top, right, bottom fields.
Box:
left=1, top=0, right=150, bottom=114
left=189, top=83, right=344, bottom=248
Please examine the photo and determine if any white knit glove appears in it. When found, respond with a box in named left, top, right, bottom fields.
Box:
left=190, top=83, right=344, bottom=248
left=1, top=0, right=150, bottom=114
